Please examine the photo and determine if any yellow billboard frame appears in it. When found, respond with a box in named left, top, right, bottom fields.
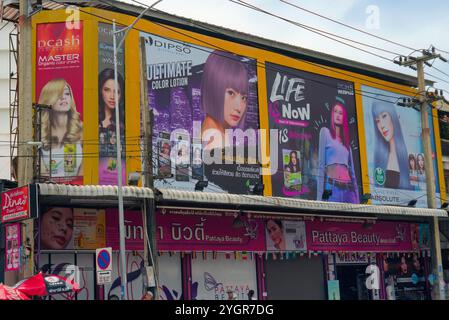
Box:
left=31, top=7, right=446, bottom=204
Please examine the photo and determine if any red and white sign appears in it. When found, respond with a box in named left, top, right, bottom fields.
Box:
left=5, top=223, right=20, bottom=272
left=2, top=186, right=30, bottom=223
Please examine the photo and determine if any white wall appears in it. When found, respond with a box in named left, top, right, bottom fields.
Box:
left=0, top=22, right=17, bottom=180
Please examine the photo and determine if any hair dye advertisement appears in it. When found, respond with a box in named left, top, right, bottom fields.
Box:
left=36, top=22, right=84, bottom=184
left=382, top=253, right=428, bottom=300
left=143, top=33, right=261, bottom=194
left=362, top=85, right=441, bottom=207
left=266, top=62, right=361, bottom=203
left=98, top=23, right=126, bottom=185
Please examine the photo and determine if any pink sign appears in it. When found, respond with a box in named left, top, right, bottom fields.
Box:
left=2, top=186, right=29, bottom=223
left=306, top=221, right=412, bottom=252
left=5, top=224, right=21, bottom=272
left=156, top=209, right=266, bottom=251
left=105, top=209, right=144, bottom=250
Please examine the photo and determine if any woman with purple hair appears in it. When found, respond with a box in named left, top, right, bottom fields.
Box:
left=372, top=101, right=412, bottom=189
left=200, top=50, right=249, bottom=150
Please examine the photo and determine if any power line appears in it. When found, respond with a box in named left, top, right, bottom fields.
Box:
left=279, top=0, right=416, bottom=52
left=229, top=0, right=399, bottom=60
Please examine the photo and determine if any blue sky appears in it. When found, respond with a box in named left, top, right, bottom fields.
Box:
left=123, top=0, right=449, bottom=94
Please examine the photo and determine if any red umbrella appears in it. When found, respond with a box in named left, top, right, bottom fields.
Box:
left=0, top=284, right=31, bottom=300
left=14, top=272, right=80, bottom=297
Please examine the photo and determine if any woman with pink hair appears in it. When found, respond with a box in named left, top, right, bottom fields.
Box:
left=317, top=97, right=359, bottom=203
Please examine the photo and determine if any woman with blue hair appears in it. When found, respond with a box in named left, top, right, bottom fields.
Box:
left=372, top=101, right=412, bottom=189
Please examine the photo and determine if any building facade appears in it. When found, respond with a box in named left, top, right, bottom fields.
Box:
left=1, top=1, right=448, bottom=300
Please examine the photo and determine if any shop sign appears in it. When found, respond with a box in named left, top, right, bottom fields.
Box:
left=335, top=252, right=369, bottom=264
left=306, top=221, right=413, bottom=252
left=1, top=185, right=37, bottom=223
left=156, top=209, right=266, bottom=251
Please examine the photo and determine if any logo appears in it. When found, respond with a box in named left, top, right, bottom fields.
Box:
left=374, top=167, right=385, bottom=186
left=146, top=36, right=192, bottom=54
left=46, top=276, right=60, bottom=284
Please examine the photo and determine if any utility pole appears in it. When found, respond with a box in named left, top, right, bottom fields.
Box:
left=395, top=48, right=447, bottom=300
left=17, top=0, right=34, bottom=282
left=139, top=36, right=159, bottom=299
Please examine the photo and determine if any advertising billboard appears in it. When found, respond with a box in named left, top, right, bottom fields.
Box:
left=142, top=32, right=261, bottom=194
left=36, top=22, right=84, bottom=184
left=266, top=62, right=362, bottom=203
left=361, top=85, right=441, bottom=207
left=98, top=23, right=126, bottom=185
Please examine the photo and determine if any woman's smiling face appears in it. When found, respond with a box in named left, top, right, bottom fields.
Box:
left=376, top=111, right=394, bottom=142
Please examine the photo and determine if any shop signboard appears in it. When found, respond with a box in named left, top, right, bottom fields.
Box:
left=335, top=252, right=369, bottom=264
left=105, top=209, right=144, bottom=250
left=306, top=221, right=413, bottom=252
left=361, top=85, right=441, bottom=208
left=266, top=62, right=362, bottom=203
left=1, top=185, right=38, bottom=223
left=156, top=208, right=266, bottom=252
left=143, top=32, right=261, bottom=194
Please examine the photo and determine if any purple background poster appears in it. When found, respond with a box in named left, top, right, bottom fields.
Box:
left=143, top=32, right=261, bottom=193
left=266, top=62, right=361, bottom=203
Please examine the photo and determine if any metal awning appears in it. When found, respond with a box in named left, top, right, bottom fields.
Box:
left=158, top=188, right=448, bottom=218
left=35, top=184, right=447, bottom=218
left=37, top=183, right=154, bottom=199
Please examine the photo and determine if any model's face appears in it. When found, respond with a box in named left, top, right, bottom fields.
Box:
left=291, top=153, right=297, bottom=165
left=375, top=111, right=394, bottom=142
left=418, top=156, right=424, bottom=170
left=413, top=256, right=421, bottom=270
left=400, top=258, right=408, bottom=273
left=102, top=79, right=121, bottom=110
left=333, top=105, right=344, bottom=126
left=223, top=88, right=247, bottom=127
left=267, top=220, right=283, bottom=247
left=410, top=159, right=415, bottom=170
left=41, top=208, right=73, bottom=250
left=53, top=85, right=72, bottom=112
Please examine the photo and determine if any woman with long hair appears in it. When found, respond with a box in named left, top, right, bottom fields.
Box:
left=39, top=78, right=83, bottom=177
left=372, top=101, right=411, bottom=189
left=201, top=50, right=249, bottom=150
left=317, top=98, right=359, bottom=203
left=416, top=153, right=426, bottom=189
left=409, top=154, right=418, bottom=189
left=98, top=68, right=125, bottom=157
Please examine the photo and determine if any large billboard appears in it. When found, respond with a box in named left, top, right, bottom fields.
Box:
left=266, top=62, right=362, bottom=203
left=36, top=22, right=84, bottom=184
left=143, top=33, right=261, bottom=193
left=362, top=85, right=441, bottom=207
left=98, top=23, right=126, bottom=185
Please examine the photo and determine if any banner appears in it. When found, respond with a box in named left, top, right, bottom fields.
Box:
left=265, top=219, right=307, bottom=251
left=156, top=208, right=266, bottom=251
left=143, top=32, right=261, bottom=194
left=36, top=22, right=83, bottom=184
left=73, top=208, right=106, bottom=249
left=105, top=209, right=144, bottom=250
left=306, top=221, right=413, bottom=252
left=5, top=223, right=20, bottom=272
left=361, top=85, right=441, bottom=207
left=98, top=23, right=126, bottom=185
left=266, top=62, right=362, bottom=203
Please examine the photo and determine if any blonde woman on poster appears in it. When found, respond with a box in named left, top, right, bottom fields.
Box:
left=39, top=78, right=83, bottom=178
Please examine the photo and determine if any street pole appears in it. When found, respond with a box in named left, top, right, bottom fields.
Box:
left=416, top=61, right=445, bottom=300
left=111, top=0, right=161, bottom=300
left=139, top=36, right=159, bottom=299
left=112, top=19, right=128, bottom=300
left=397, top=50, right=447, bottom=299
left=17, top=0, right=34, bottom=283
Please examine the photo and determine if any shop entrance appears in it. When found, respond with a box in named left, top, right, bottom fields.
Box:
left=336, top=265, right=370, bottom=300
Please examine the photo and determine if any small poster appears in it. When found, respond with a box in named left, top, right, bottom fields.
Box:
left=265, top=219, right=307, bottom=252
left=5, top=223, right=21, bottom=272
left=327, top=280, right=340, bottom=300
left=74, top=209, right=106, bottom=249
